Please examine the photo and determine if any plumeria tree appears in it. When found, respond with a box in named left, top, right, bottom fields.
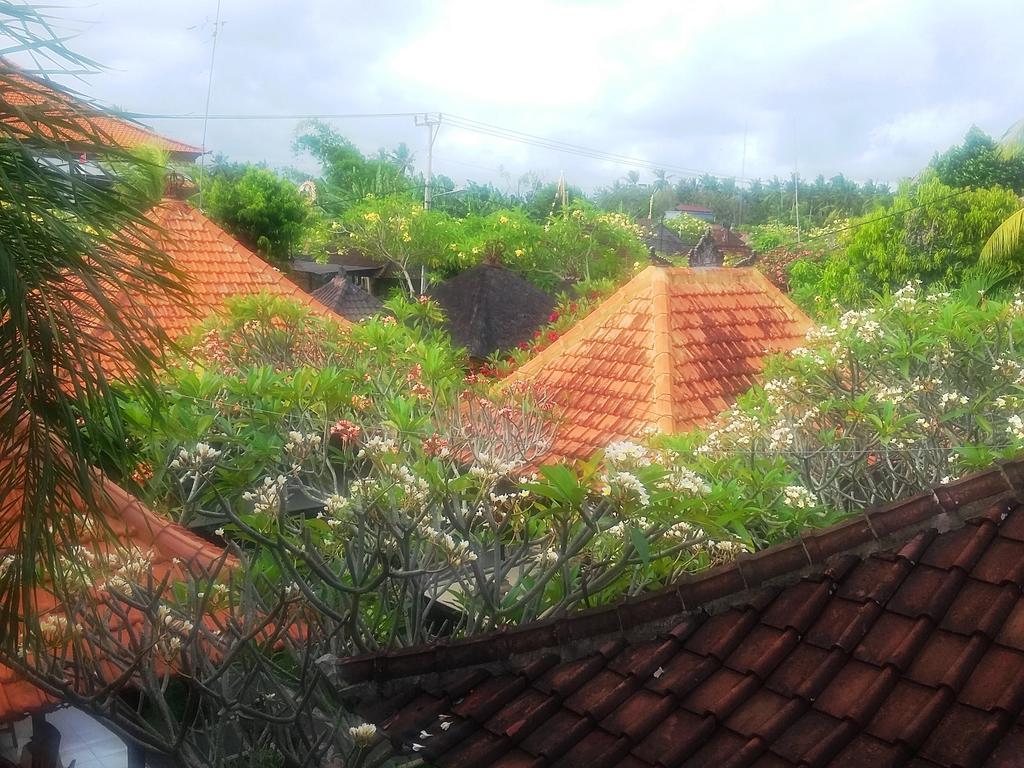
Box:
left=689, top=279, right=1024, bottom=511
left=112, top=296, right=759, bottom=645
left=663, top=212, right=708, bottom=242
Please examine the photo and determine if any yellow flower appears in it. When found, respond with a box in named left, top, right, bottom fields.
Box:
left=363, top=211, right=380, bottom=223
left=498, top=215, right=510, bottom=225
left=514, top=248, right=525, bottom=258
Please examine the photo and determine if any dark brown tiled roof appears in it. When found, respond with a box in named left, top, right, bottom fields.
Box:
left=642, top=222, right=695, bottom=256
left=335, top=460, right=1024, bottom=767
left=431, top=264, right=556, bottom=359
left=311, top=274, right=384, bottom=322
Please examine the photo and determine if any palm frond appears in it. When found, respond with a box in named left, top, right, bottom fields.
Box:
left=0, top=4, right=189, bottom=643
left=980, top=208, right=1024, bottom=265
left=1000, top=118, right=1024, bottom=160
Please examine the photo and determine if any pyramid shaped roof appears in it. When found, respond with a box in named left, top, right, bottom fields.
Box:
left=431, top=265, right=556, bottom=359
left=503, top=266, right=811, bottom=461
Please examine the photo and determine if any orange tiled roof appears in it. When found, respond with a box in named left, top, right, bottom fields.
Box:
left=502, top=266, right=812, bottom=462
left=0, top=62, right=201, bottom=160
left=0, top=441, right=229, bottom=720
left=114, top=199, right=334, bottom=342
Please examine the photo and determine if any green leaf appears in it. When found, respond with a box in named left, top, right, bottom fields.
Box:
left=629, top=526, right=651, bottom=565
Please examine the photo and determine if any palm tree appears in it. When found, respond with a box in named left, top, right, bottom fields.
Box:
left=0, top=3, right=185, bottom=639
left=649, top=169, right=673, bottom=219
left=980, top=121, right=1024, bottom=263
left=388, top=142, right=416, bottom=176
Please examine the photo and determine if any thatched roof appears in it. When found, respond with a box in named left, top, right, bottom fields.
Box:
left=311, top=274, right=384, bottom=322
left=430, top=264, right=555, bottom=359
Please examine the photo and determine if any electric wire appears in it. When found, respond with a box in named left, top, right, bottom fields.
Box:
left=115, top=108, right=754, bottom=184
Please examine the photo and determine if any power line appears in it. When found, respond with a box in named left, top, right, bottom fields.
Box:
left=761, top=186, right=977, bottom=257
left=444, top=114, right=755, bottom=183
left=118, top=110, right=425, bottom=121
left=196, top=0, right=222, bottom=213
left=114, top=108, right=753, bottom=184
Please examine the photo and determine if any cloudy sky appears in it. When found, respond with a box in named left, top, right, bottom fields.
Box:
left=15, top=0, right=1024, bottom=191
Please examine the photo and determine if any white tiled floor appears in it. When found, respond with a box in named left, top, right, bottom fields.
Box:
left=0, top=707, right=127, bottom=768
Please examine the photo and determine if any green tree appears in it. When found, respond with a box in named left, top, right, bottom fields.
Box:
left=292, top=120, right=412, bottom=213
left=791, top=178, right=1019, bottom=310
left=664, top=212, right=707, bottom=242
left=110, top=144, right=168, bottom=207
left=930, top=126, right=1024, bottom=194
left=201, top=166, right=310, bottom=261
left=980, top=123, right=1024, bottom=266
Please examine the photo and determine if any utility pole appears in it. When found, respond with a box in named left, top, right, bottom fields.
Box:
left=416, top=113, right=442, bottom=210
left=737, top=122, right=747, bottom=227
left=793, top=170, right=801, bottom=243
left=415, top=113, right=441, bottom=293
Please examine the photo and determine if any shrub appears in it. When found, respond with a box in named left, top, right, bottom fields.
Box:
left=663, top=213, right=708, bottom=242
left=689, top=281, right=1024, bottom=511
left=334, top=198, right=647, bottom=294
left=201, top=167, right=311, bottom=260
left=789, top=179, right=1020, bottom=310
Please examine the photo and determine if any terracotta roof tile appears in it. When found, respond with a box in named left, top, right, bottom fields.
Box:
left=1, top=61, right=201, bottom=159
left=502, top=267, right=810, bottom=462
left=89, top=200, right=336, bottom=370
left=337, top=461, right=1024, bottom=767
left=0, top=443, right=228, bottom=721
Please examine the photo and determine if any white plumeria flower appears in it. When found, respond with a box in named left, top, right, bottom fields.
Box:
left=348, top=723, right=377, bottom=747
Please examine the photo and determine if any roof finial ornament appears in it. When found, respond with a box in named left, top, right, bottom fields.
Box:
left=687, top=227, right=724, bottom=268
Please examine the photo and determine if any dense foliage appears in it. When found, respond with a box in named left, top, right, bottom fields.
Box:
left=930, top=126, right=1024, bottom=194
left=597, top=172, right=892, bottom=229
left=689, top=281, right=1024, bottom=510
left=744, top=221, right=846, bottom=292
left=663, top=212, right=708, bottom=241
left=788, top=179, right=1019, bottom=311
left=292, top=120, right=416, bottom=214
left=334, top=196, right=646, bottom=293
left=200, top=165, right=311, bottom=261
left=106, top=296, right=839, bottom=652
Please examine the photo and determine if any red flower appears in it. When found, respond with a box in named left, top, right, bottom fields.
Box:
left=533, top=330, right=542, bottom=339
left=569, top=302, right=579, bottom=312
left=330, top=419, right=362, bottom=443
left=517, top=342, right=529, bottom=350
left=548, top=331, right=560, bottom=342
left=548, top=311, right=560, bottom=323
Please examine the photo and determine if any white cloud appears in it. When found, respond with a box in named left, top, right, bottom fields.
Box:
left=10, top=0, right=1024, bottom=189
